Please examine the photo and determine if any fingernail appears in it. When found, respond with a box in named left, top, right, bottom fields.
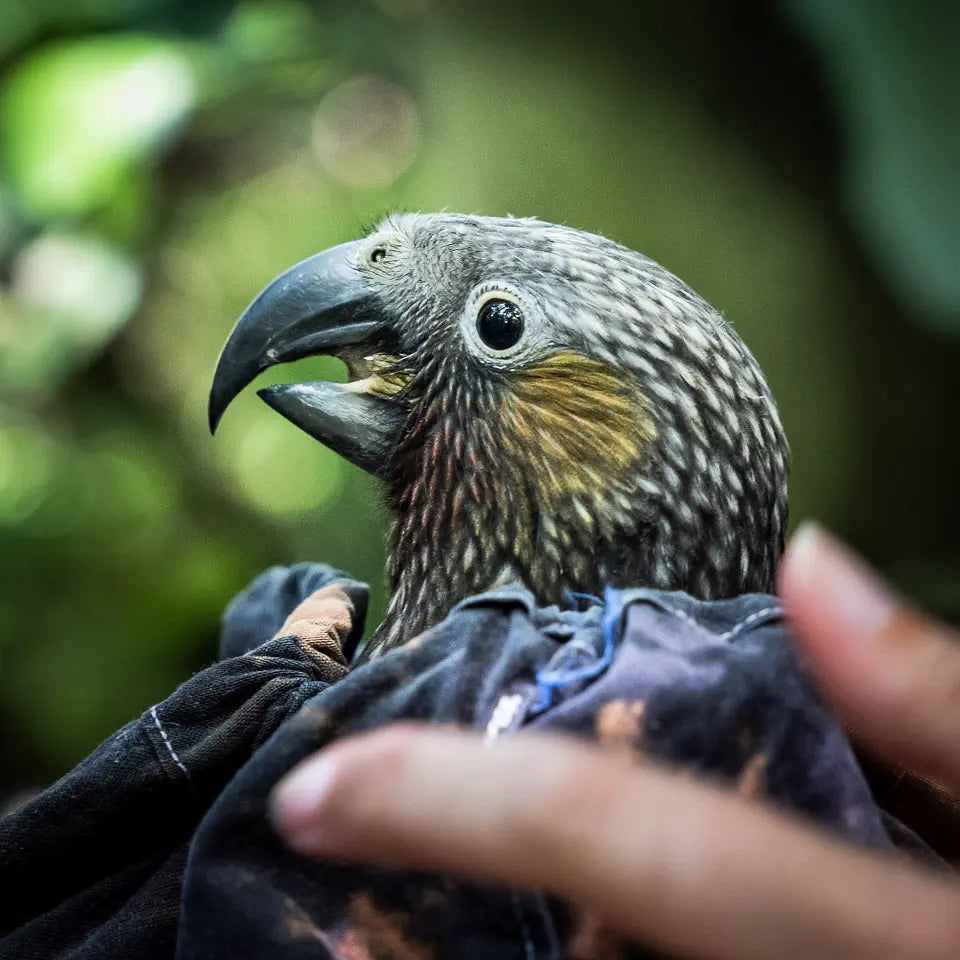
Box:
left=788, top=521, right=897, bottom=641
left=270, top=754, right=338, bottom=843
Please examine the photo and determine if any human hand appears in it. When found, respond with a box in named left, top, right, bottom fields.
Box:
left=269, top=525, right=960, bottom=960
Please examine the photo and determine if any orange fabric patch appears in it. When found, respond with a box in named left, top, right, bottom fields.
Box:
left=271, top=583, right=355, bottom=670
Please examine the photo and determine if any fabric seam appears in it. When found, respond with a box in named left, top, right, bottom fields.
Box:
left=636, top=595, right=783, bottom=643
left=149, top=705, right=190, bottom=778
left=715, top=605, right=783, bottom=643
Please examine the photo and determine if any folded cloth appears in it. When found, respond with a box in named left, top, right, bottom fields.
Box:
left=178, top=582, right=896, bottom=960
left=0, top=565, right=360, bottom=960
left=0, top=564, right=932, bottom=960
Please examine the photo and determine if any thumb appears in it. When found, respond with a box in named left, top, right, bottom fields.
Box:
left=778, top=523, right=960, bottom=796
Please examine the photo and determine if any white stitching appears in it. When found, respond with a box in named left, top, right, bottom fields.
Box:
left=150, top=705, right=189, bottom=777
left=716, top=605, right=783, bottom=644
left=661, top=602, right=783, bottom=644
left=664, top=604, right=704, bottom=633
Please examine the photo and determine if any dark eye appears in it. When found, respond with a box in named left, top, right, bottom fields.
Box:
left=370, top=247, right=387, bottom=263
left=476, top=298, right=524, bottom=351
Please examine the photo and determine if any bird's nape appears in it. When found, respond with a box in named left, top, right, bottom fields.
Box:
left=209, top=213, right=788, bottom=653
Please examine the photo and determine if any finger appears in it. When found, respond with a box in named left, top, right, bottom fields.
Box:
left=270, top=726, right=960, bottom=960
left=779, top=523, right=960, bottom=794
left=272, top=583, right=355, bottom=659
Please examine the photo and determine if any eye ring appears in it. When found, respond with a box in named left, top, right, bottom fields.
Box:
left=476, top=297, right=525, bottom=352
left=369, top=247, right=387, bottom=264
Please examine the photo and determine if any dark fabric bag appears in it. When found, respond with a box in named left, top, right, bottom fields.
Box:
left=0, top=564, right=359, bottom=960
left=0, top=563, right=927, bottom=959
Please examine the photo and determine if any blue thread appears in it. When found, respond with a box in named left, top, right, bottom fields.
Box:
left=533, top=587, right=627, bottom=712
left=564, top=589, right=603, bottom=610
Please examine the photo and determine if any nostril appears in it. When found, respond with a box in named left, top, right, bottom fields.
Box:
left=370, top=247, right=387, bottom=264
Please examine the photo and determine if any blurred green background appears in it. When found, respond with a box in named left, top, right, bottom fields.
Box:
left=1, top=0, right=958, bottom=794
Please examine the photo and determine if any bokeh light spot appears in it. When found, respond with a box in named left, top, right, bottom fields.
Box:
left=0, top=37, right=195, bottom=218
left=12, top=232, right=142, bottom=338
left=311, top=74, right=420, bottom=188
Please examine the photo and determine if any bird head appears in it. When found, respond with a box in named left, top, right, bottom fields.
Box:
left=209, top=213, right=788, bottom=653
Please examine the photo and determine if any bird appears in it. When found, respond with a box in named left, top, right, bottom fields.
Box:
left=209, top=213, right=788, bottom=656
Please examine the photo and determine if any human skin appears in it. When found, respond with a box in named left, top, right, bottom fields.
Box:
left=270, top=525, right=960, bottom=960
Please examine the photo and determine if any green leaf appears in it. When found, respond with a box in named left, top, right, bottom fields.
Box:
left=0, top=35, right=196, bottom=219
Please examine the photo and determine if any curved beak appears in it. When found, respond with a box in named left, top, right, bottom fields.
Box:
left=208, top=240, right=405, bottom=478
